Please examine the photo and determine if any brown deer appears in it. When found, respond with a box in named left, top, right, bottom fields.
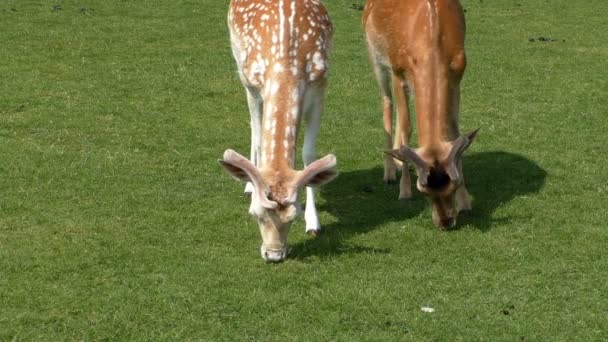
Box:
left=363, top=0, right=478, bottom=229
left=219, top=0, right=337, bottom=261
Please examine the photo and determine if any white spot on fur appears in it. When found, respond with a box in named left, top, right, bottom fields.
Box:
left=278, top=0, right=285, bottom=57
left=270, top=82, right=279, bottom=95
left=286, top=126, right=295, bottom=138
left=312, top=51, right=325, bottom=70
left=290, top=104, right=299, bottom=119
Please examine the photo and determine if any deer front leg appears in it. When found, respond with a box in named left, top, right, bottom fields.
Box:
left=382, top=95, right=397, bottom=184
left=367, top=48, right=396, bottom=184
left=393, top=75, right=412, bottom=199
left=302, top=90, right=322, bottom=236
left=372, top=64, right=397, bottom=184
left=244, top=87, right=263, bottom=195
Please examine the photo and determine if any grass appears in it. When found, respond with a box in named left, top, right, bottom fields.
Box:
left=1, top=0, right=607, bottom=340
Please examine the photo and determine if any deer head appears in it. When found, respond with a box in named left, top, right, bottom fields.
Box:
left=387, top=129, right=478, bottom=229
left=219, top=149, right=337, bottom=262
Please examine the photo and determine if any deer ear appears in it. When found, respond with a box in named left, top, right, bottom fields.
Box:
left=385, top=148, right=406, bottom=162
left=445, top=128, right=479, bottom=181
left=386, top=146, right=427, bottom=170
left=219, top=149, right=277, bottom=209
left=465, top=128, right=480, bottom=142
left=386, top=146, right=429, bottom=185
left=294, top=154, right=338, bottom=188
left=219, top=149, right=256, bottom=182
left=219, top=159, right=250, bottom=183
left=447, top=128, right=479, bottom=163
left=445, top=163, right=460, bottom=182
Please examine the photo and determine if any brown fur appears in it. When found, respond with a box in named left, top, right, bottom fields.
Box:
left=364, top=0, right=476, bottom=229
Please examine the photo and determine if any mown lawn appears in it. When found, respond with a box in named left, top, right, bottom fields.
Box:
left=1, top=0, right=607, bottom=340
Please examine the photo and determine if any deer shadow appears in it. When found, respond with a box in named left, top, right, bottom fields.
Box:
left=289, top=151, right=546, bottom=260
left=290, top=165, right=427, bottom=260
left=458, top=151, right=547, bottom=231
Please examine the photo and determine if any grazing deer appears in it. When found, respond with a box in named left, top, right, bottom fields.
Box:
left=363, top=0, right=478, bottom=229
left=220, top=0, right=337, bottom=261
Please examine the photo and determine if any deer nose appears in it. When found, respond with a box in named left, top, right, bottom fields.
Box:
left=262, top=249, right=286, bottom=263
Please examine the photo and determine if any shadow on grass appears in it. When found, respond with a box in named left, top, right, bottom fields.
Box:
left=290, top=165, right=427, bottom=260
left=290, top=151, right=546, bottom=259
left=460, top=151, right=547, bottom=231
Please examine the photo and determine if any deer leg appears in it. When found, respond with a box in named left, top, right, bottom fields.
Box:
left=245, top=87, right=263, bottom=195
left=302, top=88, right=322, bottom=235
left=382, top=95, right=397, bottom=184
left=366, top=40, right=397, bottom=184
left=393, top=75, right=412, bottom=199
left=371, top=65, right=396, bottom=184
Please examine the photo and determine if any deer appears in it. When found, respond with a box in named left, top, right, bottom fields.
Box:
left=219, top=0, right=337, bottom=262
left=363, top=0, right=478, bottom=229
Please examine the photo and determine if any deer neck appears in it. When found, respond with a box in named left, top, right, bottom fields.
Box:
left=407, top=0, right=464, bottom=150
left=413, top=63, right=452, bottom=149
left=260, top=76, right=303, bottom=171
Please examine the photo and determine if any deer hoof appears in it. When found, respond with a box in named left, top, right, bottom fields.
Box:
left=244, top=182, right=254, bottom=196
left=398, top=191, right=412, bottom=200
left=306, top=229, right=320, bottom=238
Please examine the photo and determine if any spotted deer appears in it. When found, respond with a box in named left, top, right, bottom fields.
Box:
left=363, top=0, right=478, bottom=229
left=219, top=0, right=337, bottom=261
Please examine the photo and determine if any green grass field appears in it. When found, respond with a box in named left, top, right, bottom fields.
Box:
left=1, top=0, right=607, bottom=340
